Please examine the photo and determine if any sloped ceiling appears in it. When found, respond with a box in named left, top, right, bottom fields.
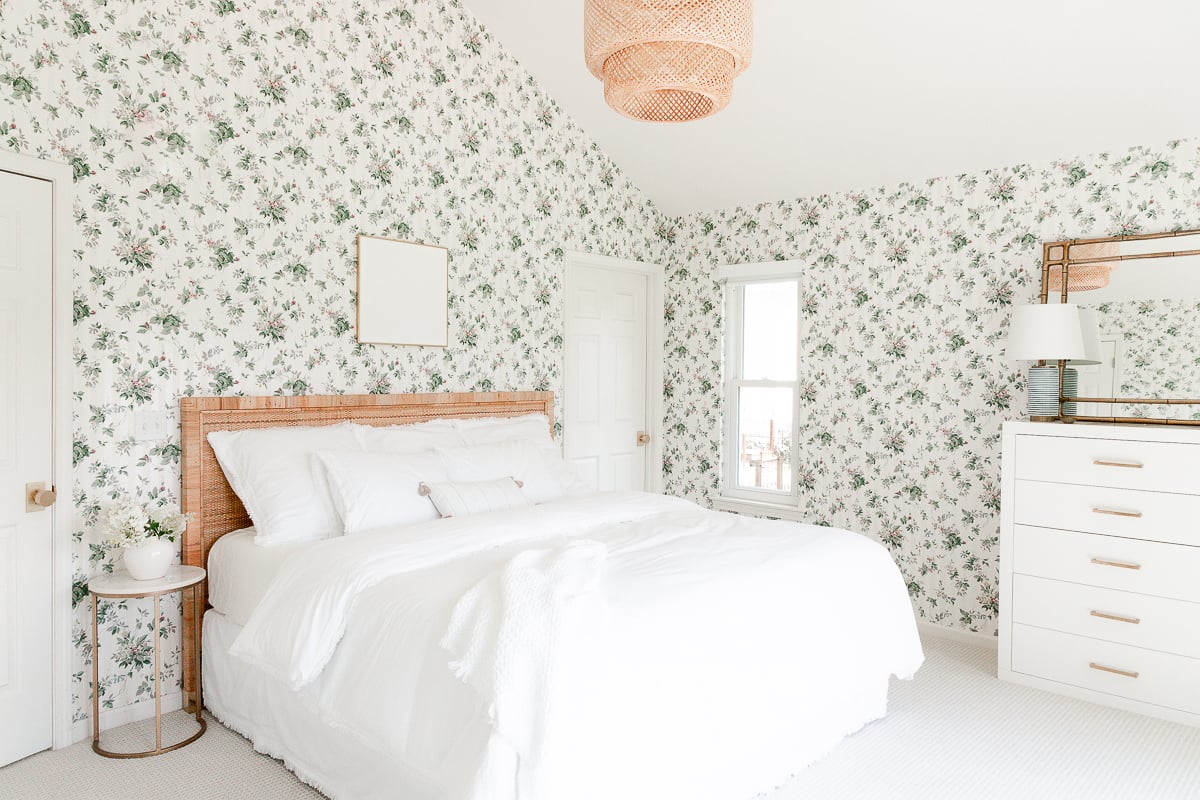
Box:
left=462, top=0, right=1200, bottom=217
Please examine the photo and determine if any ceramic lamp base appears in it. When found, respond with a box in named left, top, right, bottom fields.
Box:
left=1027, top=365, right=1061, bottom=419
left=1061, top=367, right=1079, bottom=417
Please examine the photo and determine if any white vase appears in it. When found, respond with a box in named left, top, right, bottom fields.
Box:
left=123, top=538, right=174, bottom=581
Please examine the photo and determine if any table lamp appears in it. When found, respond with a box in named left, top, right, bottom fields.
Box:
left=1006, top=304, right=1099, bottom=421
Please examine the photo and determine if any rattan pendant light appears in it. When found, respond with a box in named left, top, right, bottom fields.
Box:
left=1047, top=242, right=1120, bottom=293
left=584, top=0, right=754, bottom=123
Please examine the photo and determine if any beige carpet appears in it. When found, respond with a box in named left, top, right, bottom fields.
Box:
left=3, top=636, right=1199, bottom=799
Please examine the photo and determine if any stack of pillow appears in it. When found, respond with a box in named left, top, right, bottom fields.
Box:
left=207, top=414, right=584, bottom=546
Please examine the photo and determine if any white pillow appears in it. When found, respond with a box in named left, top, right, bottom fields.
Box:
left=452, top=413, right=592, bottom=495
left=207, top=423, right=362, bottom=546
left=420, top=478, right=531, bottom=518
left=355, top=419, right=467, bottom=453
left=438, top=439, right=567, bottom=503
left=318, top=450, right=447, bottom=534
left=453, top=414, right=554, bottom=450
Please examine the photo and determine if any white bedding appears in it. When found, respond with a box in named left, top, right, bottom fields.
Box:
left=204, top=610, right=452, bottom=800
left=206, top=529, right=314, bottom=628
left=226, top=491, right=923, bottom=800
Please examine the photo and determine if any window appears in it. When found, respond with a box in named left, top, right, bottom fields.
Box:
left=721, top=266, right=801, bottom=505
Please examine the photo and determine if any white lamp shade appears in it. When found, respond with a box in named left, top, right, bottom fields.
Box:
left=1006, top=304, right=1089, bottom=361
left=1068, top=307, right=1103, bottom=366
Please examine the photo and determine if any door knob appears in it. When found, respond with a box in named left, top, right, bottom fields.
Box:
left=26, top=482, right=57, bottom=512
left=636, top=431, right=650, bottom=446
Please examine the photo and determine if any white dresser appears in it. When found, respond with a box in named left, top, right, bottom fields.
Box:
left=999, top=421, right=1200, bottom=727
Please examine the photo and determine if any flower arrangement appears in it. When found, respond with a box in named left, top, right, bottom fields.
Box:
left=102, top=501, right=190, bottom=549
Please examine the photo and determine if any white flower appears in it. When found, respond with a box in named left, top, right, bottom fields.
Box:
left=147, top=506, right=190, bottom=539
left=103, top=501, right=150, bottom=548
left=102, top=501, right=189, bottom=548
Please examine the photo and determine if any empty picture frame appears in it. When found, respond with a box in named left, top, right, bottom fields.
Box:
left=356, top=234, right=449, bottom=347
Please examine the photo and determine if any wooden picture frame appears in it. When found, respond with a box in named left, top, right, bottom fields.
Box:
left=356, top=234, right=449, bottom=347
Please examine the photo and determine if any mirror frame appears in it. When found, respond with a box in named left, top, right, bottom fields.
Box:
left=1040, top=228, right=1200, bottom=426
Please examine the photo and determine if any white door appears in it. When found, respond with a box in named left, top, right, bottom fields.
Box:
left=1074, top=337, right=1118, bottom=418
left=0, top=170, right=55, bottom=765
left=564, top=262, right=652, bottom=492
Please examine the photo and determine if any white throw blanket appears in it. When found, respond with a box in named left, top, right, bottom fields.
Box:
left=231, top=491, right=924, bottom=800
left=442, top=539, right=610, bottom=799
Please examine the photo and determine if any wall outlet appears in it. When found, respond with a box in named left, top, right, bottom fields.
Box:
left=132, top=411, right=170, bottom=441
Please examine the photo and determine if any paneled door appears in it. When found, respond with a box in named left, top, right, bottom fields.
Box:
left=1073, top=337, right=1117, bottom=419
left=564, top=257, right=657, bottom=492
left=0, top=170, right=55, bottom=766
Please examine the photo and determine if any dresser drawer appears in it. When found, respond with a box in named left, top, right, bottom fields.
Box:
left=1011, top=574, right=1200, bottom=658
left=1011, top=624, right=1200, bottom=716
left=1012, top=525, right=1200, bottom=602
left=1014, top=434, right=1200, bottom=494
left=1014, top=480, right=1200, bottom=546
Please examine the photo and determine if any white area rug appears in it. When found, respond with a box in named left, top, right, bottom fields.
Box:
left=2, top=635, right=1198, bottom=799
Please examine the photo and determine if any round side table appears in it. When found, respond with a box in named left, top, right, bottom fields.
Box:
left=89, top=565, right=207, bottom=758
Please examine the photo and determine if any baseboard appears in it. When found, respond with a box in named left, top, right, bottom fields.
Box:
left=918, top=621, right=998, bottom=651
left=68, top=691, right=183, bottom=744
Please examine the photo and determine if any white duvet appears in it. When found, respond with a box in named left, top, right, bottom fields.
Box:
left=230, top=491, right=923, bottom=800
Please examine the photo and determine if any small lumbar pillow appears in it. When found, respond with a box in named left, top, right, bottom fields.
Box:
left=207, top=422, right=363, bottom=546
left=418, top=478, right=531, bottom=518
left=318, top=450, right=448, bottom=535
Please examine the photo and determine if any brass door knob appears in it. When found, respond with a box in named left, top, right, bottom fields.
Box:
left=26, top=482, right=57, bottom=512
left=636, top=431, right=651, bottom=446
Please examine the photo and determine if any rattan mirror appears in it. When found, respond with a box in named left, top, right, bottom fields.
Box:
left=1041, top=229, right=1200, bottom=425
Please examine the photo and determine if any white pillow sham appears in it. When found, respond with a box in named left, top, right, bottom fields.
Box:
left=452, top=413, right=591, bottom=495
left=318, top=450, right=447, bottom=535
left=207, top=422, right=362, bottom=546
left=438, top=439, right=568, bottom=504
left=420, top=477, right=531, bottom=518
left=453, top=414, right=554, bottom=450
left=354, top=419, right=467, bottom=454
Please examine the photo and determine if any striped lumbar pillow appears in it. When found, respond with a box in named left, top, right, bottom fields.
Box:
left=419, top=477, right=530, bottom=518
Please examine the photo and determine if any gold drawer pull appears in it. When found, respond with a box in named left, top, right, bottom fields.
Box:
left=1090, top=610, right=1141, bottom=625
left=1092, top=507, right=1143, bottom=519
left=1090, top=558, right=1142, bottom=570
left=1093, top=459, right=1144, bottom=469
left=1089, top=662, right=1139, bottom=679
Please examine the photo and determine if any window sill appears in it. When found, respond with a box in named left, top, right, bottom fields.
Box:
left=711, top=495, right=806, bottom=521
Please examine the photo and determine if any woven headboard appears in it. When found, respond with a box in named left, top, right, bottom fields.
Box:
left=178, top=390, right=554, bottom=709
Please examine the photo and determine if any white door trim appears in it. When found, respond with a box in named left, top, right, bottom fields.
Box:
left=564, top=251, right=665, bottom=493
left=0, top=149, right=75, bottom=749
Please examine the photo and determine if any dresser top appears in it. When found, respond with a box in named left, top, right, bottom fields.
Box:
left=1003, top=420, right=1200, bottom=444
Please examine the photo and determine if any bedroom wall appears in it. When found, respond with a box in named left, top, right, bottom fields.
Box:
left=661, top=138, right=1200, bottom=633
left=0, top=0, right=669, bottom=729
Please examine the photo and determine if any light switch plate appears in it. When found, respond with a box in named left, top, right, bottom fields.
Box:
left=132, top=411, right=169, bottom=441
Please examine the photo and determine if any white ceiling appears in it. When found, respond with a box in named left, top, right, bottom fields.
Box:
left=462, top=0, right=1200, bottom=217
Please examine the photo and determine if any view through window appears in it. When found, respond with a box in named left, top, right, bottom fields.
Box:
left=726, top=279, right=798, bottom=496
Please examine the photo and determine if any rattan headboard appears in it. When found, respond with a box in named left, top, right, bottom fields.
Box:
left=178, top=390, right=554, bottom=709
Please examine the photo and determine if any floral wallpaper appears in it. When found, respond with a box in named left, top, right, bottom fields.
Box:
left=0, top=0, right=670, bottom=728
left=1093, top=299, right=1200, bottom=420
left=660, top=139, right=1200, bottom=633
left=4, top=0, right=1200, bottom=734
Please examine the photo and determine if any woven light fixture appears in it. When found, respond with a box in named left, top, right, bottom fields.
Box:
left=1047, top=242, right=1120, bottom=293
left=584, top=0, right=754, bottom=123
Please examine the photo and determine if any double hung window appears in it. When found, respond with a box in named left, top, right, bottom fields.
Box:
left=721, top=268, right=800, bottom=504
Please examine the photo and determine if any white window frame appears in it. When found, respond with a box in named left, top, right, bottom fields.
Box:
left=716, top=261, right=803, bottom=512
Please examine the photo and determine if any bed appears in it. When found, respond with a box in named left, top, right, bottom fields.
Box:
left=181, top=391, right=923, bottom=800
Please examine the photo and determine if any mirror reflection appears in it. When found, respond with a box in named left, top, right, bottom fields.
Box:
left=1044, top=232, right=1200, bottom=421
